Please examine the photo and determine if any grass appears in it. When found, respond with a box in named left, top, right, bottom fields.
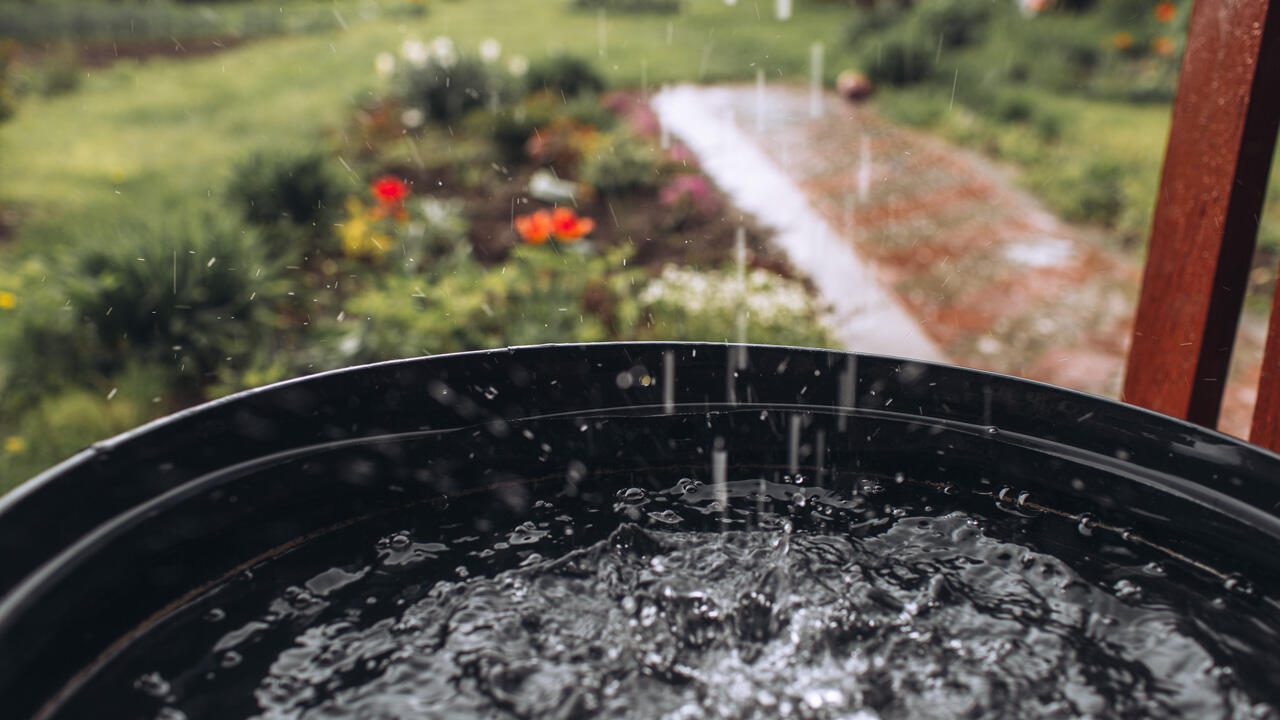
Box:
left=0, top=0, right=868, bottom=253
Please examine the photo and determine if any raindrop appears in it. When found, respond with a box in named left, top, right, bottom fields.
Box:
left=1077, top=513, right=1095, bottom=536
left=133, top=672, right=170, bottom=698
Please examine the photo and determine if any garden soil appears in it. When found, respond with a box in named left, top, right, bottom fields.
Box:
left=659, top=84, right=1265, bottom=439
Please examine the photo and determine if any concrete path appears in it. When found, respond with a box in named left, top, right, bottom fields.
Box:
left=652, top=83, right=1265, bottom=439
left=652, top=85, right=946, bottom=363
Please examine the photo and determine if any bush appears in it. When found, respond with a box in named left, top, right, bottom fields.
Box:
left=334, top=244, right=642, bottom=362
left=847, top=2, right=909, bottom=46
left=0, top=257, right=102, bottom=408
left=227, top=151, right=345, bottom=249
left=65, top=214, right=287, bottom=380
left=0, top=40, right=16, bottom=123
left=525, top=55, right=607, bottom=99
left=579, top=128, right=661, bottom=195
left=915, top=0, right=994, bottom=49
left=571, top=0, right=680, bottom=13
left=396, top=51, right=497, bottom=123
left=862, top=31, right=935, bottom=86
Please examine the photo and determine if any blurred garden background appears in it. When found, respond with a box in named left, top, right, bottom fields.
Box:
left=0, top=0, right=1277, bottom=491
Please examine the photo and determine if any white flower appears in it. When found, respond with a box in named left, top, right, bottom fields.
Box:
left=430, top=36, right=457, bottom=67
left=507, top=54, right=529, bottom=77
left=401, top=108, right=425, bottom=128
left=400, top=38, right=428, bottom=68
left=479, top=38, right=502, bottom=64
left=374, top=52, right=396, bottom=78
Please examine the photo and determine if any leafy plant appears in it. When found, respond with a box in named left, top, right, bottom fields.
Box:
left=579, top=127, right=661, bottom=196
left=396, top=50, right=498, bottom=122
left=227, top=151, right=345, bottom=251
left=65, top=213, right=287, bottom=381
left=524, top=54, right=607, bottom=99
left=334, top=244, right=641, bottom=362
left=862, top=30, right=935, bottom=86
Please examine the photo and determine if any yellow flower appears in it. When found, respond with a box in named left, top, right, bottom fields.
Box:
left=338, top=197, right=394, bottom=261
left=0, top=291, right=15, bottom=309
left=3, top=436, right=25, bottom=454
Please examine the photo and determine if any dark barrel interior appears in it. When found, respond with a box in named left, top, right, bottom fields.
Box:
left=1, top=342, right=1278, bottom=719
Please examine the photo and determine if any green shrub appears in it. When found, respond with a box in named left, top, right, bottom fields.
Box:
left=0, top=257, right=101, bottom=408
left=525, top=55, right=607, bottom=99
left=227, top=151, right=345, bottom=249
left=847, top=2, right=909, bottom=46
left=397, top=54, right=497, bottom=122
left=0, top=40, right=18, bottom=122
left=862, top=31, right=935, bottom=86
left=37, top=43, right=82, bottom=97
left=482, top=93, right=614, bottom=163
left=579, top=128, right=661, bottom=195
left=392, top=196, right=472, bottom=273
left=992, top=92, right=1034, bottom=123
left=65, top=213, right=287, bottom=380
left=571, top=0, right=680, bottom=13
left=915, top=0, right=994, bottom=49
left=0, top=368, right=169, bottom=493
left=334, top=244, right=642, bottom=362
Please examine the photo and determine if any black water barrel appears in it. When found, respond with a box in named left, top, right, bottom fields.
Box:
left=0, top=342, right=1277, bottom=718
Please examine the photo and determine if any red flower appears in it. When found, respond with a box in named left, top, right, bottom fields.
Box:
left=371, top=175, right=410, bottom=207
left=551, top=207, right=595, bottom=242
left=1154, top=2, right=1176, bottom=22
left=515, top=210, right=553, bottom=244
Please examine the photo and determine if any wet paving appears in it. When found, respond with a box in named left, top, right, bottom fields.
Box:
left=656, top=84, right=1266, bottom=438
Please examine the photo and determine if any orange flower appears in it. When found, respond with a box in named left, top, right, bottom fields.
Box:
left=371, top=175, right=410, bottom=207
left=551, top=207, right=595, bottom=242
left=515, top=210, right=553, bottom=244
left=1154, top=2, right=1177, bottom=22
left=1111, top=31, right=1134, bottom=50
left=1151, top=35, right=1176, bottom=56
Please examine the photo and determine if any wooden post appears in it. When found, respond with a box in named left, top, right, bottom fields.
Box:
left=1123, top=0, right=1280, bottom=430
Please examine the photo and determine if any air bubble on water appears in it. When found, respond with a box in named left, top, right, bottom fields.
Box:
left=985, top=426, right=999, bottom=435
left=133, top=672, right=170, bottom=698
left=220, top=651, right=242, bottom=669
left=156, top=708, right=187, bottom=720
left=1113, top=578, right=1143, bottom=602
left=895, top=472, right=907, bottom=485
left=618, top=487, right=647, bottom=503
left=1077, top=513, right=1095, bottom=536
left=1070, top=478, right=1086, bottom=492
left=647, top=509, right=682, bottom=525
left=997, top=487, right=1012, bottom=502
left=1223, top=574, right=1257, bottom=599
left=1142, top=562, right=1166, bottom=577
left=1016, top=491, right=1032, bottom=508
left=202, top=608, right=226, bottom=623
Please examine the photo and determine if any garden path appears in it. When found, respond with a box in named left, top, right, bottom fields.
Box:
left=653, top=83, right=1265, bottom=439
